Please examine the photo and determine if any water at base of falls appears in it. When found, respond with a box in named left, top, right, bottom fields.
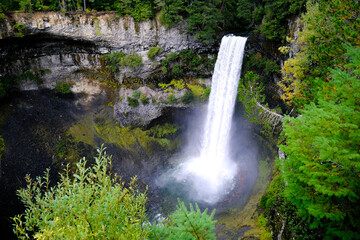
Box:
left=159, top=35, right=247, bottom=204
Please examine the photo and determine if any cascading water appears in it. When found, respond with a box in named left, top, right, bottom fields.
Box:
left=170, top=35, right=248, bottom=204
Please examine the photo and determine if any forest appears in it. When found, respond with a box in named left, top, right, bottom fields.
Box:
left=0, top=0, right=359, bottom=239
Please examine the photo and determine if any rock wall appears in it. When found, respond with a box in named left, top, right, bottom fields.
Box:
left=0, top=12, right=212, bottom=126
left=0, top=12, right=211, bottom=87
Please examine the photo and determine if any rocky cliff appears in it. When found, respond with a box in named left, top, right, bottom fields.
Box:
left=0, top=12, right=210, bottom=88
left=0, top=12, right=213, bottom=126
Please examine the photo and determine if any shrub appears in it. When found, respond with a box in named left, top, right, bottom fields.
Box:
left=140, top=95, right=149, bottom=105
left=122, top=52, right=143, bottom=69
left=132, top=90, right=141, bottom=99
left=12, top=146, right=150, bottom=239
left=147, top=46, right=162, bottom=60
left=167, top=94, right=177, bottom=104
left=13, top=146, right=217, bottom=239
left=55, top=81, right=71, bottom=94
left=204, top=87, right=211, bottom=98
left=181, top=91, right=194, bottom=104
left=127, top=96, right=139, bottom=107
left=187, top=83, right=204, bottom=97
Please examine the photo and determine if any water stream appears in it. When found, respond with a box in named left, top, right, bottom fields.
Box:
left=160, top=35, right=248, bottom=204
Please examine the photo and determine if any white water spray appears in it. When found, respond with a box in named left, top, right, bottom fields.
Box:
left=173, top=35, right=247, bottom=204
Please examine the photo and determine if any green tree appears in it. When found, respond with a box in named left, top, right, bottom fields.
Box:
left=186, top=0, right=224, bottom=44
left=279, top=46, right=360, bottom=239
left=13, top=145, right=217, bottom=239
left=150, top=199, right=216, bottom=240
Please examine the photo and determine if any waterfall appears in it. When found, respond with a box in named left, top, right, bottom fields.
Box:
left=201, top=35, right=247, bottom=164
left=172, top=35, right=247, bottom=204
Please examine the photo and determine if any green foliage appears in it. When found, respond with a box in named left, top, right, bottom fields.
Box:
left=158, top=79, right=185, bottom=92
left=238, top=71, right=265, bottom=123
left=279, top=46, right=360, bottom=239
left=279, top=0, right=360, bottom=107
left=245, top=53, right=280, bottom=77
left=166, top=93, right=177, bottom=104
left=140, top=95, right=149, bottom=104
left=181, top=90, right=194, bottom=104
left=13, top=146, right=150, bottom=239
left=127, top=96, right=139, bottom=107
left=161, top=50, right=213, bottom=77
left=13, top=144, right=217, bottom=239
left=114, top=0, right=155, bottom=21
left=186, top=83, right=205, bottom=99
left=155, top=0, right=185, bottom=28
left=123, top=52, right=143, bottom=69
left=203, top=87, right=211, bottom=98
left=132, top=89, right=141, bottom=99
left=147, top=46, right=162, bottom=60
left=150, top=198, right=216, bottom=240
left=55, top=81, right=71, bottom=94
left=13, top=22, right=26, bottom=38
left=102, top=51, right=142, bottom=75
left=186, top=0, right=223, bottom=44
left=149, top=123, right=178, bottom=138
left=256, top=0, right=307, bottom=41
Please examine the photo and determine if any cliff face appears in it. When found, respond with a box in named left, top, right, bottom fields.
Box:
left=1, top=12, right=207, bottom=52
left=0, top=12, right=210, bottom=89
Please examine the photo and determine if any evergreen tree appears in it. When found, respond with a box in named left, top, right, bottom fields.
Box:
left=279, top=46, right=360, bottom=239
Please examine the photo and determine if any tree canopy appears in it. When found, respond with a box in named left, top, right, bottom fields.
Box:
left=279, top=45, right=360, bottom=239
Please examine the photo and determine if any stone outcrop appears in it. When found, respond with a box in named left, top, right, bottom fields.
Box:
left=0, top=12, right=211, bottom=84
left=0, top=12, right=207, bottom=53
left=0, top=12, right=212, bottom=127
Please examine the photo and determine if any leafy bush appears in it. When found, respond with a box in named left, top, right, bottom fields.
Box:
left=204, top=87, right=211, bottom=98
left=13, top=23, right=26, bottom=38
left=164, top=94, right=177, bottom=104
left=150, top=199, right=216, bottom=240
left=187, top=83, right=204, bottom=97
left=147, top=46, right=162, bottom=60
left=127, top=96, right=139, bottom=107
left=55, top=81, right=71, bottom=94
left=132, top=89, right=141, bottom=99
left=13, top=146, right=149, bottom=239
left=140, top=95, right=149, bottom=104
left=13, top=146, right=217, bottom=239
left=181, top=91, right=194, bottom=104
left=122, top=52, right=143, bottom=69
left=102, top=52, right=142, bottom=74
